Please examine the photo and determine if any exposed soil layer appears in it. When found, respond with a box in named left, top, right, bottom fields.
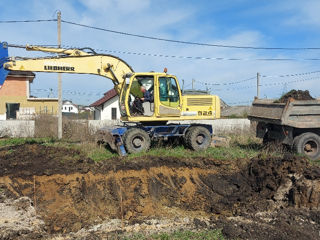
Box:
left=276, top=89, right=314, bottom=103
left=0, top=144, right=319, bottom=239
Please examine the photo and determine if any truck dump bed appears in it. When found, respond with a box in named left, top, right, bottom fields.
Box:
left=248, top=98, right=320, bottom=128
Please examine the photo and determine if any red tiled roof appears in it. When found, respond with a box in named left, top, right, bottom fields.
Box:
left=90, top=88, right=118, bottom=107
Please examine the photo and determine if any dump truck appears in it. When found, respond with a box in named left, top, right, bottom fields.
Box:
left=248, top=97, right=320, bottom=160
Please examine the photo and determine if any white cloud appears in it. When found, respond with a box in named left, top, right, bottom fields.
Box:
left=78, top=0, right=150, bottom=13
left=278, top=0, right=320, bottom=27
left=2, top=0, right=320, bottom=105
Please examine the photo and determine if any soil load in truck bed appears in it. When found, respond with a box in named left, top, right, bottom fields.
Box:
left=275, top=89, right=314, bottom=103
left=0, top=144, right=319, bottom=239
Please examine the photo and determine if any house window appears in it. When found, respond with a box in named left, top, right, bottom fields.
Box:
left=6, top=103, right=20, bottom=119
left=111, top=108, right=117, bottom=120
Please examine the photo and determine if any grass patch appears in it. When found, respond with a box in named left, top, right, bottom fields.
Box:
left=127, top=144, right=260, bottom=160
left=0, top=137, right=56, bottom=147
left=44, top=134, right=264, bottom=162
left=0, top=134, right=288, bottom=162
left=313, top=160, right=320, bottom=166
left=83, top=143, right=117, bottom=161
left=40, top=141, right=117, bottom=162
left=123, top=229, right=224, bottom=240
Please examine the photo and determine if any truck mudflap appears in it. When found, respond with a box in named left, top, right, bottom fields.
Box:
left=96, top=126, right=128, bottom=156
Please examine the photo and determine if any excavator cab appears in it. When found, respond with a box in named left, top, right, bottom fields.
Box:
left=119, top=73, right=182, bottom=123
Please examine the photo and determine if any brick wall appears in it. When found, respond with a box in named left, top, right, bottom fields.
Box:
left=0, top=71, right=58, bottom=119
left=0, top=76, right=28, bottom=96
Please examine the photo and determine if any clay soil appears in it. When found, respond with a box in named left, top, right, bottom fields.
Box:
left=0, top=143, right=320, bottom=239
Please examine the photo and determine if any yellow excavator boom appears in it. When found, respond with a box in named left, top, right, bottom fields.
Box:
left=3, top=45, right=134, bottom=93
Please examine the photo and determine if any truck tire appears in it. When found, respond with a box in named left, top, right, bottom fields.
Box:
left=186, top=126, right=211, bottom=151
left=293, top=132, right=320, bottom=160
left=123, top=128, right=151, bottom=154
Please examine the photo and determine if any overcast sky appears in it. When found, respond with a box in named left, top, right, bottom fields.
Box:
left=1, top=0, right=320, bottom=105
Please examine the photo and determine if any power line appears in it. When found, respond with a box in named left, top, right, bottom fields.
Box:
left=6, top=42, right=320, bottom=62
left=96, top=47, right=320, bottom=61
left=218, top=76, right=320, bottom=92
left=195, top=76, right=256, bottom=86
left=0, top=19, right=56, bottom=23
left=262, top=76, right=320, bottom=87
left=262, top=70, right=320, bottom=78
left=1, top=17, right=320, bottom=51
left=181, top=70, right=320, bottom=88
left=61, top=20, right=320, bottom=51
left=61, top=45, right=320, bottom=61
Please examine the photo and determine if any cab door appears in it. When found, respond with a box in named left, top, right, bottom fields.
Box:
left=157, top=76, right=181, bottom=117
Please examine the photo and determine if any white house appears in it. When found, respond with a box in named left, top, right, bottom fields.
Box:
left=90, top=88, right=120, bottom=120
left=62, top=100, right=79, bottom=114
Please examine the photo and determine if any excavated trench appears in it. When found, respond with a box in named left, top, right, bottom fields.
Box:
left=0, top=144, right=320, bottom=239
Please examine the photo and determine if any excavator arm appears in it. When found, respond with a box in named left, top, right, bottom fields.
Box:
left=1, top=44, right=134, bottom=93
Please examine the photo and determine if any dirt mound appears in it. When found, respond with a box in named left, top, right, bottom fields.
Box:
left=0, top=144, right=94, bottom=177
left=276, top=89, right=314, bottom=103
left=247, top=154, right=320, bottom=209
left=0, top=144, right=319, bottom=239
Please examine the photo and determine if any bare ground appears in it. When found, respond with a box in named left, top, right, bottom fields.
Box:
left=0, top=143, right=319, bottom=239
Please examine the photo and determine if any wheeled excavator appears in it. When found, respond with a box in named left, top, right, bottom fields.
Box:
left=0, top=42, right=220, bottom=155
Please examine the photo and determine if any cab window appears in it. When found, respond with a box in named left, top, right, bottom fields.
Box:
left=128, top=76, right=154, bottom=115
left=159, top=77, right=180, bottom=107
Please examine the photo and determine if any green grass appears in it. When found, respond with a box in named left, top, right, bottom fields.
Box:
left=313, top=160, right=320, bottom=166
left=126, top=144, right=259, bottom=160
left=0, top=137, right=56, bottom=147
left=86, top=144, right=117, bottom=161
left=0, top=135, right=286, bottom=163
left=84, top=133, right=264, bottom=162
left=123, top=229, right=224, bottom=240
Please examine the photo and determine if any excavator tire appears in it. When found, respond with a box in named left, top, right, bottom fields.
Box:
left=186, top=126, right=211, bottom=151
left=123, top=128, right=151, bottom=154
left=183, top=126, right=196, bottom=148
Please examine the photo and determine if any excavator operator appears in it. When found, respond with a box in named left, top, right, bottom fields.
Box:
left=140, top=86, right=153, bottom=103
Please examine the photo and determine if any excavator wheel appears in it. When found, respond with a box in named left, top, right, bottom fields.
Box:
left=186, top=126, right=211, bottom=151
left=183, top=126, right=196, bottom=148
left=123, top=128, right=151, bottom=154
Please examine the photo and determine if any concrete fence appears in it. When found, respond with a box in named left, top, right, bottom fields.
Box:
left=168, top=119, right=251, bottom=135
left=0, top=120, right=35, bottom=138
left=0, top=118, right=251, bottom=138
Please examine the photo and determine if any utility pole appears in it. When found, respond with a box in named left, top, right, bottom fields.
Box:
left=192, top=79, right=195, bottom=90
left=256, top=72, right=260, bottom=99
left=57, top=11, right=62, bottom=139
